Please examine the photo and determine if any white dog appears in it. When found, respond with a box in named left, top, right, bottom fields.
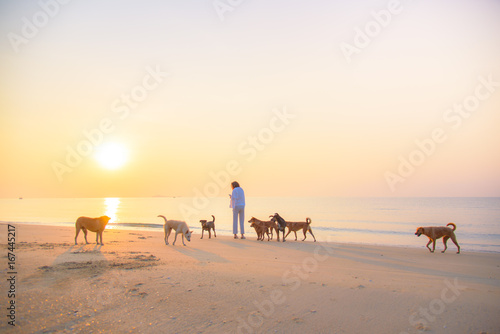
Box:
left=157, top=215, right=192, bottom=246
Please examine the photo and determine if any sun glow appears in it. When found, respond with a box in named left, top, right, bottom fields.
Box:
left=95, top=142, right=129, bottom=170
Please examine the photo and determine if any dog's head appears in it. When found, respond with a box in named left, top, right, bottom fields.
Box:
left=185, top=230, right=192, bottom=242
left=100, top=216, right=111, bottom=226
left=200, top=220, right=207, bottom=227
left=415, top=227, right=424, bottom=236
left=248, top=217, right=258, bottom=224
left=270, top=213, right=286, bottom=230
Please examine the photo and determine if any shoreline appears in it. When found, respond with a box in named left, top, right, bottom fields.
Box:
left=3, top=220, right=499, bottom=255
left=1, top=223, right=499, bottom=333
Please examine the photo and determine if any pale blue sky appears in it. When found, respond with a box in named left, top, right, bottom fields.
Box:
left=1, top=0, right=499, bottom=197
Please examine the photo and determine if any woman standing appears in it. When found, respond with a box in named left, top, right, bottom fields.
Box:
left=230, top=181, right=245, bottom=239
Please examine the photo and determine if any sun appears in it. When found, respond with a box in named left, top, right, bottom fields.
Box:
left=95, top=142, right=129, bottom=170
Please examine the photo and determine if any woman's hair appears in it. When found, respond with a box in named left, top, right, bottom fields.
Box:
left=231, top=181, right=240, bottom=188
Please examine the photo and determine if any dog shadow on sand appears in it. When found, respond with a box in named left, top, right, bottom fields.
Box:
left=172, top=246, right=230, bottom=264
left=38, top=243, right=110, bottom=284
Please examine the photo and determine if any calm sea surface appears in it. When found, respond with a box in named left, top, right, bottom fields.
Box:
left=1, top=197, right=499, bottom=253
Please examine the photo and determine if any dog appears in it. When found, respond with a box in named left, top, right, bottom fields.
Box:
left=157, top=215, right=192, bottom=246
left=284, top=218, right=316, bottom=242
left=269, top=213, right=287, bottom=242
left=200, top=215, right=216, bottom=239
left=75, top=216, right=111, bottom=245
left=415, top=222, right=460, bottom=254
left=250, top=221, right=269, bottom=241
left=248, top=217, right=276, bottom=241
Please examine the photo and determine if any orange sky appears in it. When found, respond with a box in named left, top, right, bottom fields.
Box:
left=1, top=0, right=499, bottom=198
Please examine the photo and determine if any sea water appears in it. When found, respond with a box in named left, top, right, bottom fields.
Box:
left=1, top=197, right=499, bottom=253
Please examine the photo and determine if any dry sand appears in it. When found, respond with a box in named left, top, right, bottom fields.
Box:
left=1, top=223, right=499, bottom=333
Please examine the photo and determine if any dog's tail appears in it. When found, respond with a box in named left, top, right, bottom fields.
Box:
left=306, top=217, right=312, bottom=224
left=211, top=215, right=215, bottom=222
left=447, top=222, right=456, bottom=231
left=157, top=215, right=167, bottom=224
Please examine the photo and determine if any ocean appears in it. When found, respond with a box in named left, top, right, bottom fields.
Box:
left=1, top=197, right=499, bottom=253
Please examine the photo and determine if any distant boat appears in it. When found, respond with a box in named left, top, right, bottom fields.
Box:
left=19, top=197, right=23, bottom=200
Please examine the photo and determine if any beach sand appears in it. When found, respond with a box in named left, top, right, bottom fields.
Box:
left=1, top=223, right=499, bottom=333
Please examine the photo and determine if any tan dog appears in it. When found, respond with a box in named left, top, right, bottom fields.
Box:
left=248, top=217, right=276, bottom=241
left=158, top=215, right=192, bottom=246
left=415, top=222, right=460, bottom=253
left=284, top=218, right=316, bottom=242
left=75, top=216, right=111, bottom=245
left=200, top=215, right=216, bottom=239
left=250, top=221, right=269, bottom=241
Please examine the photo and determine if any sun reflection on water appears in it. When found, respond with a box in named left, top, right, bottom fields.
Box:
left=104, top=197, right=120, bottom=229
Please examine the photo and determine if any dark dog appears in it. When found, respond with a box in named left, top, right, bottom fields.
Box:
left=200, top=215, right=216, bottom=239
left=415, top=222, right=460, bottom=254
left=285, top=218, right=316, bottom=242
left=269, top=213, right=287, bottom=242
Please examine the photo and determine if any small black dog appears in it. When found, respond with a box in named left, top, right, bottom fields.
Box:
left=269, top=213, right=287, bottom=242
left=200, top=215, right=216, bottom=239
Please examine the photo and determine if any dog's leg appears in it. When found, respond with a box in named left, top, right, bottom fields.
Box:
left=450, top=235, right=460, bottom=254
left=201, top=229, right=204, bottom=239
left=213, top=227, right=216, bottom=238
left=426, top=238, right=433, bottom=252
left=96, top=232, right=99, bottom=244
left=293, top=231, right=298, bottom=241
left=83, top=228, right=89, bottom=244
left=284, top=229, right=292, bottom=240
left=302, top=227, right=307, bottom=241
left=181, top=233, right=186, bottom=246
left=75, top=227, right=80, bottom=245
left=173, top=231, right=179, bottom=245
left=442, top=236, right=449, bottom=253
left=309, top=228, right=316, bottom=242
left=208, top=229, right=211, bottom=239
left=165, top=227, right=172, bottom=245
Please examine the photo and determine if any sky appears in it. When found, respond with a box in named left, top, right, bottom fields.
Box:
left=1, top=0, right=499, bottom=198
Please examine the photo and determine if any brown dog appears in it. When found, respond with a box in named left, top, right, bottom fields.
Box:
left=200, top=215, right=216, bottom=239
left=415, top=223, right=460, bottom=253
left=250, top=222, right=269, bottom=241
left=248, top=217, right=276, bottom=241
left=75, top=216, right=111, bottom=245
left=284, top=218, right=316, bottom=242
